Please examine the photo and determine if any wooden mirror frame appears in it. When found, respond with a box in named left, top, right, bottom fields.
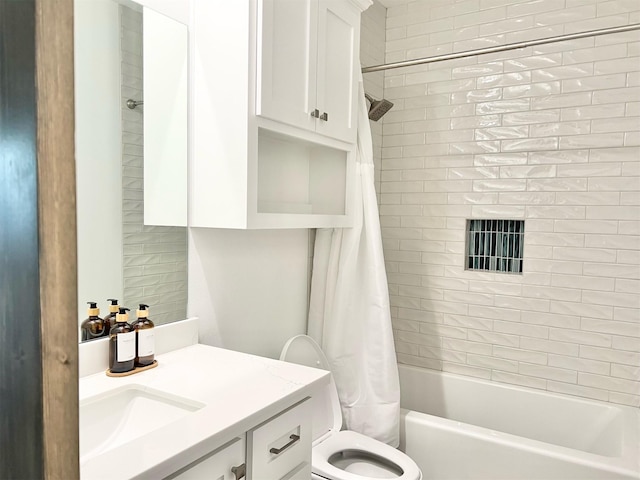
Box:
left=37, top=0, right=79, bottom=477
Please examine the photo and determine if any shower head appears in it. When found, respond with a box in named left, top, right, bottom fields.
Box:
left=365, top=93, right=393, bottom=121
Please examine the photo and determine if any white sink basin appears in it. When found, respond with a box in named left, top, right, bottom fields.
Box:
left=80, top=384, right=205, bottom=463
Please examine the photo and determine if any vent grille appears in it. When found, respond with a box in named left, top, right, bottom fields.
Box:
left=466, top=219, right=524, bottom=274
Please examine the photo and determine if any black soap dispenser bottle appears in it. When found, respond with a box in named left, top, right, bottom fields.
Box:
left=81, top=302, right=105, bottom=341
left=131, top=304, right=155, bottom=367
left=108, top=307, right=135, bottom=373
left=103, top=298, right=119, bottom=337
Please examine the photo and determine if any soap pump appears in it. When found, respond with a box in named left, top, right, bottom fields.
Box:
left=103, top=298, right=119, bottom=337
left=108, top=307, right=135, bottom=374
left=81, top=302, right=105, bottom=341
left=131, top=304, right=155, bottom=367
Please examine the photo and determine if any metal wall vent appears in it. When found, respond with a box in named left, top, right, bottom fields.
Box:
left=466, top=219, right=524, bottom=274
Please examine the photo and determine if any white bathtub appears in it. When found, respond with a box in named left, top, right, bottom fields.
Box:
left=398, top=364, right=640, bottom=480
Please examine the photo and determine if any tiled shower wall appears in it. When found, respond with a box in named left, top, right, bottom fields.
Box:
left=370, top=0, right=640, bottom=407
left=361, top=0, right=387, bottom=196
left=120, top=6, right=188, bottom=325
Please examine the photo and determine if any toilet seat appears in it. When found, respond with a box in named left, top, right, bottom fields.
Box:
left=313, top=430, right=421, bottom=480
left=280, top=336, right=422, bottom=480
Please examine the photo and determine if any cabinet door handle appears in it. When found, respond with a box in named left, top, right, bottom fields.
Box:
left=269, top=434, right=300, bottom=455
left=231, top=463, right=246, bottom=480
left=310, top=109, right=320, bottom=118
left=320, top=112, right=328, bottom=121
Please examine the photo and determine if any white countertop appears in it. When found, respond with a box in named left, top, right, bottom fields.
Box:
left=80, top=343, right=329, bottom=479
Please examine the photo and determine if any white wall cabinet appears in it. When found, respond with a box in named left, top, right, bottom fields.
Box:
left=143, top=7, right=188, bottom=227
left=257, top=0, right=360, bottom=144
left=315, top=1, right=361, bottom=143
left=191, top=0, right=371, bottom=229
left=257, top=0, right=317, bottom=136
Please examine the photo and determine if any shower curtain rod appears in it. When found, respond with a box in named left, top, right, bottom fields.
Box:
left=362, top=23, right=640, bottom=73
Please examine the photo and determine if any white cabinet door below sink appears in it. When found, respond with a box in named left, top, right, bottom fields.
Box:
left=171, top=436, right=245, bottom=480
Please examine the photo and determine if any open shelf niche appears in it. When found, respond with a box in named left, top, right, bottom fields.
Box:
left=256, top=128, right=351, bottom=222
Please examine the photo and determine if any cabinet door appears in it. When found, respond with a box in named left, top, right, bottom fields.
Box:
left=257, top=0, right=318, bottom=132
left=315, top=0, right=360, bottom=144
left=170, top=437, right=245, bottom=480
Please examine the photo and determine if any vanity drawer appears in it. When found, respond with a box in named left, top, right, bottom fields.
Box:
left=247, top=399, right=311, bottom=480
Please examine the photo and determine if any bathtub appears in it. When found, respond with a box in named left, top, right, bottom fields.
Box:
left=398, top=364, right=640, bottom=480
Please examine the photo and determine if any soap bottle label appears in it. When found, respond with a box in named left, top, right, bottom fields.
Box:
left=117, top=331, right=136, bottom=362
left=137, top=329, right=155, bottom=357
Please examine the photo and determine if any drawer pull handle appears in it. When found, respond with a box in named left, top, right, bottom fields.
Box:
left=269, top=434, right=300, bottom=455
left=320, top=112, right=328, bottom=121
left=310, top=109, right=320, bottom=118
left=231, top=463, right=246, bottom=480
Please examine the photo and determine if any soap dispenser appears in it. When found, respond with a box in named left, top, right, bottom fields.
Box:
left=81, top=302, right=105, bottom=341
left=108, top=307, right=135, bottom=373
left=103, top=298, right=119, bottom=337
left=131, top=304, right=155, bottom=367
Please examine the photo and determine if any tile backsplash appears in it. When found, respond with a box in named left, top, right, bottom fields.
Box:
left=362, top=0, right=640, bottom=407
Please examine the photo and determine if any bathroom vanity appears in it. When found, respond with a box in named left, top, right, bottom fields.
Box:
left=79, top=343, right=329, bottom=479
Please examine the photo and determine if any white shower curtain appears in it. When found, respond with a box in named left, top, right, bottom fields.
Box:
left=308, top=73, right=400, bottom=447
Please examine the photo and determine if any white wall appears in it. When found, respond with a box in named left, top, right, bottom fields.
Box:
left=188, top=228, right=310, bottom=359
left=75, top=0, right=123, bottom=324
left=376, top=0, right=640, bottom=407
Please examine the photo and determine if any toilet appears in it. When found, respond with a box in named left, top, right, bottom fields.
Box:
left=280, top=335, right=422, bottom=480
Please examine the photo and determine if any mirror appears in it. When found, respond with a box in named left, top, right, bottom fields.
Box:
left=74, top=0, right=188, bottom=336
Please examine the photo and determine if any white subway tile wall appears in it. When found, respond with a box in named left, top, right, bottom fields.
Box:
left=362, top=0, right=388, bottom=197
left=120, top=7, right=187, bottom=325
left=362, top=0, right=640, bottom=407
